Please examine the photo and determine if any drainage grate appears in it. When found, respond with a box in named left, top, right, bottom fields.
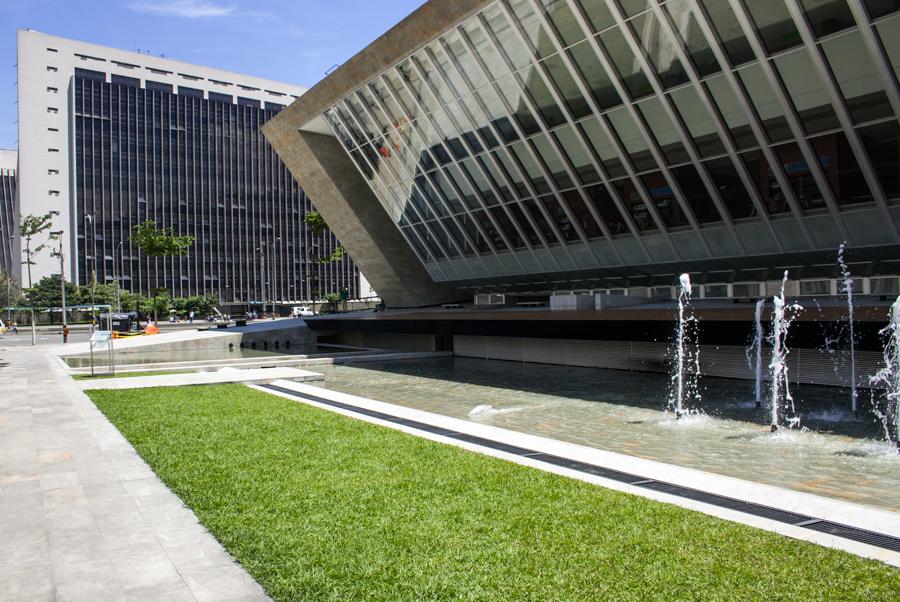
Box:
left=260, top=384, right=900, bottom=554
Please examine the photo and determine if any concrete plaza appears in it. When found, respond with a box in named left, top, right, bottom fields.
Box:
left=0, top=340, right=271, bottom=601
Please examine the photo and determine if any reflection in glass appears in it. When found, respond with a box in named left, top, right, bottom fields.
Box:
left=541, top=54, right=592, bottom=119
left=740, top=149, right=790, bottom=214
left=742, top=0, right=802, bottom=54
left=540, top=0, right=587, bottom=47
left=554, top=124, right=600, bottom=185
left=637, top=96, right=690, bottom=165
left=800, top=0, right=855, bottom=37
left=580, top=116, right=627, bottom=177
left=508, top=0, right=557, bottom=59
left=858, top=121, right=899, bottom=199
left=560, top=189, right=603, bottom=238
left=585, top=184, right=629, bottom=235
left=671, top=164, right=722, bottom=223
left=628, top=11, right=690, bottom=88
left=664, top=0, right=720, bottom=77
left=875, top=14, right=900, bottom=82
left=698, top=0, right=754, bottom=66
left=669, top=85, right=725, bottom=158
left=705, top=74, right=756, bottom=149
left=809, top=132, right=873, bottom=207
left=523, top=198, right=560, bottom=243
left=640, top=171, right=690, bottom=228
left=705, top=157, right=757, bottom=219
left=864, top=0, right=900, bottom=19
left=612, top=179, right=657, bottom=231
left=608, top=106, right=657, bottom=171
left=737, top=64, right=792, bottom=142
left=773, top=142, right=826, bottom=210
left=598, top=26, right=653, bottom=98
left=532, top=134, right=574, bottom=190
left=567, top=40, right=621, bottom=109
left=573, top=0, right=614, bottom=34
left=540, top=196, right=580, bottom=241
left=505, top=201, right=542, bottom=245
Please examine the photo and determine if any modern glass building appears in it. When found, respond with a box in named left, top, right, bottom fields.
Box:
left=266, top=0, right=900, bottom=306
left=17, top=31, right=362, bottom=310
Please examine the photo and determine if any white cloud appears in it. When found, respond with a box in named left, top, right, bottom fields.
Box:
left=126, top=0, right=235, bottom=18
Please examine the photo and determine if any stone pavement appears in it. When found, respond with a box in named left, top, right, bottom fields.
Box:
left=0, top=345, right=271, bottom=601
left=74, top=366, right=323, bottom=391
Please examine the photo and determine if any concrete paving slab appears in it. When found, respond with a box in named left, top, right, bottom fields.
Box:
left=0, top=343, right=272, bottom=601
left=74, top=366, right=323, bottom=390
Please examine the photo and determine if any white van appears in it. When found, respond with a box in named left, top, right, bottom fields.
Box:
left=291, top=306, right=315, bottom=318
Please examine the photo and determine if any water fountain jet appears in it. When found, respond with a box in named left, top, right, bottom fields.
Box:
left=837, top=243, right=858, bottom=416
left=746, top=299, right=765, bottom=408
left=768, top=272, right=802, bottom=431
left=669, top=273, right=700, bottom=419
left=869, top=296, right=900, bottom=452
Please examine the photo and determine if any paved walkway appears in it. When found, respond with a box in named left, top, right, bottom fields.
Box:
left=74, top=366, right=323, bottom=390
left=0, top=345, right=271, bottom=601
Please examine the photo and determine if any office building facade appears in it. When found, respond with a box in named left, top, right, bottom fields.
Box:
left=0, top=150, right=15, bottom=276
left=16, top=30, right=361, bottom=308
left=265, top=0, right=900, bottom=307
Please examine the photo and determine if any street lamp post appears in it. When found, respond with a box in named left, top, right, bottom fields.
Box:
left=270, top=236, right=280, bottom=320
left=85, top=214, right=97, bottom=332
left=50, top=231, right=66, bottom=328
left=256, top=245, right=265, bottom=318
left=6, top=234, right=12, bottom=325
left=113, top=241, right=124, bottom=311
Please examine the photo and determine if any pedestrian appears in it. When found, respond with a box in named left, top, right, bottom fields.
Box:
left=189, top=310, right=194, bottom=323
left=11, top=320, right=17, bottom=335
left=63, top=324, right=70, bottom=344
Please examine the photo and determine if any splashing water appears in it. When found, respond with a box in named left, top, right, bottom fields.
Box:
left=837, top=242, right=858, bottom=415
left=468, top=404, right=525, bottom=417
left=745, top=299, right=765, bottom=407
left=669, top=273, right=700, bottom=418
left=869, top=297, right=900, bottom=451
left=769, top=271, right=803, bottom=431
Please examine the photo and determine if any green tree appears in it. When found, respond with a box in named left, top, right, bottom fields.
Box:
left=0, top=270, right=24, bottom=308
left=303, top=210, right=349, bottom=313
left=19, top=213, right=54, bottom=340
left=26, top=275, right=81, bottom=323
left=131, top=220, right=195, bottom=321
left=303, top=211, right=328, bottom=236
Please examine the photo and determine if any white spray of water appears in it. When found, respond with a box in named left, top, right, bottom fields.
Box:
left=768, top=271, right=802, bottom=431
left=670, top=273, right=700, bottom=418
left=745, top=299, right=765, bottom=407
left=869, top=297, right=900, bottom=451
left=837, top=242, right=858, bottom=415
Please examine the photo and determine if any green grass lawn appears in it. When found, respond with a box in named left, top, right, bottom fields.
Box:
left=87, top=384, right=898, bottom=601
left=72, top=369, right=195, bottom=380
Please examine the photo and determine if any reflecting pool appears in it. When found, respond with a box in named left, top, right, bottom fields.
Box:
left=64, top=344, right=348, bottom=368
left=311, top=358, right=900, bottom=512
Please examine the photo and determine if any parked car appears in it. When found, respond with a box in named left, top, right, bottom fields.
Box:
left=291, top=306, right=315, bottom=318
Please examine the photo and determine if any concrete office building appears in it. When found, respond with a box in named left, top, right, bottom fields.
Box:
left=265, top=0, right=900, bottom=307
left=13, top=30, right=363, bottom=310
left=0, top=149, right=15, bottom=277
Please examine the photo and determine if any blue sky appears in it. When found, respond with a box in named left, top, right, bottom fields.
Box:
left=0, top=0, right=426, bottom=149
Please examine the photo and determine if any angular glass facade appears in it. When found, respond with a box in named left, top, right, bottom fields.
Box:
left=73, top=73, right=358, bottom=305
left=321, top=0, right=900, bottom=289
left=0, top=168, right=14, bottom=275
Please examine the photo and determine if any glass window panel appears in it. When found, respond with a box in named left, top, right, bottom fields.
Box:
left=523, top=198, right=559, bottom=242
left=413, top=223, right=445, bottom=260
left=554, top=124, right=600, bottom=184
left=540, top=195, right=580, bottom=241
left=612, top=178, right=657, bottom=231
left=567, top=40, right=621, bottom=109
left=822, top=30, right=894, bottom=123
left=704, top=74, right=756, bottom=149
left=637, top=96, right=690, bottom=165
left=541, top=0, right=587, bottom=47
left=574, top=0, right=615, bottom=33
left=428, top=222, right=460, bottom=257
left=629, top=11, right=690, bottom=88
left=510, top=140, right=553, bottom=194
left=541, top=54, right=592, bottom=119
left=482, top=4, right=533, bottom=71
left=698, top=0, right=754, bottom=66
left=560, top=189, right=603, bottom=238
left=383, top=70, right=421, bottom=122
left=413, top=117, right=451, bottom=165
left=739, top=149, right=791, bottom=214
left=460, top=19, right=508, bottom=83
left=459, top=95, right=501, bottom=148
left=519, top=66, right=568, bottom=127
left=508, top=0, right=558, bottom=59
left=704, top=157, right=757, bottom=219
left=460, top=213, right=491, bottom=252
left=402, top=226, right=430, bottom=259
left=608, top=106, right=657, bottom=171
left=671, top=164, right=722, bottom=223
left=669, top=85, right=725, bottom=158
left=505, top=201, right=542, bottom=245
left=495, top=147, right=531, bottom=196
left=369, top=79, right=406, bottom=123
left=580, top=116, right=628, bottom=177
left=412, top=54, right=453, bottom=105
left=736, top=63, right=792, bottom=142
left=858, top=121, right=899, bottom=199
left=773, top=142, right=827, bottom=211
left=864, top=0, right=900, bottom=19
left=444, top=30, right=489, bottom=90
left=532, top=134, right=574, bottom=189
left=875, top=14, right=900, bottom=82
left=472, top=209, right=508, bottom=250
left=495, top=75, right=542, bottom=135
left=800, top=0, right=855, bottom=37
left=742, top=0, right=802, bottom=54
left=641, top=171, right=691, bottom=227
left=459, top=158, right=499, bottom=206
left=809, top=132, right=873, bottom=207
left=772, top=48, right=839, bottom=133
left=428, top=42, right=470, bottom=98
left=445, top=164, right=481, bottom=210
left=429, top=170, right=464, bottom=211
left=442, top=217, right=474, bottom=255
left=489, top=205, right=525, bottom=247
left=477, top=155, right=516, bottom=202
left=664, top=0, right=720, bottom=77
left=598, top=26, right=653, bottom=98
left=397, top=60, right=442, bottom=116
left=473, top=85, right=519, bottom=142
left=585, top=184, right=629, bottom=235
left=616, top=0, right=653, bottom=18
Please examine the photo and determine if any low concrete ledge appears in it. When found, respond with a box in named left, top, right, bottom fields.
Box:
left=76, top=367, right=323, bottom=390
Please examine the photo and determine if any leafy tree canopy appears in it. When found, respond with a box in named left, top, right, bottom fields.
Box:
left=131, top=220, right=194, bottom=257
left=303, top=211, right=328, bottom=237
left=25, top=274, right=82, bottom=309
